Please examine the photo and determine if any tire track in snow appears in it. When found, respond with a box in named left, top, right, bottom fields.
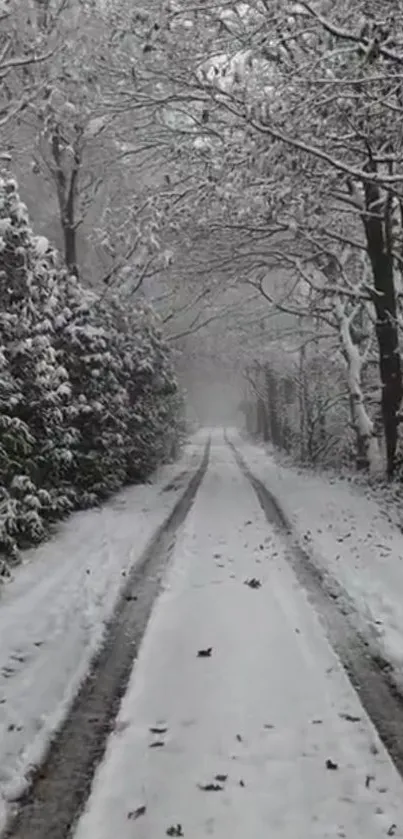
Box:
left=227, top=432, right=403, bottom=781
left=3, top=438, right=210, bottom=839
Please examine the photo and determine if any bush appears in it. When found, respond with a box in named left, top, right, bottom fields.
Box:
left=0, top=175, right=183, bottom=566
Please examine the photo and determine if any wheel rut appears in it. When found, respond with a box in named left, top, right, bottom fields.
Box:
left=3, top=439, right=210, bottom=839
left=227, top=433, right=403, bottom=781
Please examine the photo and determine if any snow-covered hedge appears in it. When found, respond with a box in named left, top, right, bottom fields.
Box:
left=0, top=175, right=183, bottom=566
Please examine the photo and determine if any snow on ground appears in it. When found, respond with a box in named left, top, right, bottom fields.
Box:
left=232, top=431, right=403, bottom=689
left=73, top=436, right=403, bottom=839
left=0, top=433, right=206, bottom=833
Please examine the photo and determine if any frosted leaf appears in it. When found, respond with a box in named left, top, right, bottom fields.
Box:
left=56, top=365, right=69, bottom=381
left=0, top=217, right=11, bottom=234
left=37, top=489, right=51, bottom=504
left=15, top=201, right=29, bottom=222
left=33, top=235, right=50, bottom=256
left=10, top=475, right=35, bottom=493
left=23, top=509, right=44, bottom=533
left=54, top=312, right=68, bottom=329
left=25, top=494, right=42, bottom=510
left=57, top=382, right=71, bottom=398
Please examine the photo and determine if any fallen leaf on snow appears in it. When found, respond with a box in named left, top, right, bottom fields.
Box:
left=244, top=578, right=261, bottom=589
left=198, top=783, right=223, bottom=792
left=197, top=647, right=213, bottom=658
left=339, top=713, right=361, bottom=723
left=236, top=734, right=243, bottom=742
left=149, top=740, right=165, bottom=748
left=149, top=726, right=168, bottom=735
left=166, top=825, right=184, bottom=836
left=326, top=758, right=339, bottom=770
left=387, top=825, right=397, bottom=836
left=128, top=805, right=146, bottom=820
left=365, top=774, right=375, bottom=789
left=215, top=774, right=228, bottom=783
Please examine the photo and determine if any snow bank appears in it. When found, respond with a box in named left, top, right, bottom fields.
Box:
left=233, top=433, right=403, bottom=688
left=0, top=435, right=206, bottom=833
left=73, top=438, right=403, bottom=839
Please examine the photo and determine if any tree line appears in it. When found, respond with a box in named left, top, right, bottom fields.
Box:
left=136, top=0, right=403, bottom=477
left=3, top=1, right=403, bottom=487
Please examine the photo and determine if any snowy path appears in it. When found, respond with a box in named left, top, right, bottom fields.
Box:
left=0, top=434, right=206, bottom=832
left=73, top=434, right=403, bottom=839
left=232, top=432, right=403, bottom=691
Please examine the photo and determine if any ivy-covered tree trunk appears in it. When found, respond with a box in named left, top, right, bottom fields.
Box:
left=256, top=395, right=268, bottom=440
left=265, top=365, right=281, bottom=446
left=51, top=124, right=82, bottom=277
left=298, top=332, right=308, bottom=461
left=63, top=214, right=79, bottom=279
left=362, top=179, right=402, bottom=478
left=252, top=362, right=268, bottom=441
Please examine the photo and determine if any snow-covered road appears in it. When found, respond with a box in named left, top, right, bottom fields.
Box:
left=233, top=433, right=403, bottom=693
left=0, top=435, right=206, bottom=832
left=73, top=434, right=403, bottom=839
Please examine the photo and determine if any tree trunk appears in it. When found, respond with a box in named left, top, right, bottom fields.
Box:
left=298, top=326, right=307, bottom=460
left=362, top=180, right=402, bottom=478
left=265, top=364, right=281, bottom=446
left=63, top=216, right=79, bottom=278
left=51, top=124, right=82, bottom=278
left=372, top=258, right=401, bottom=477
left=335, top=297, right=382, bottom=475
left=256, top=396, right=265, bottom=437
